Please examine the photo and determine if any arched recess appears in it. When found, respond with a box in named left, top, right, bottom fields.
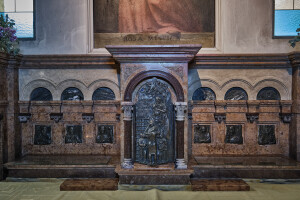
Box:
left=124, top=70, right=184, bottom=102
left=21, top=79, right=56, bottom=101
left=88, top=79, right=120, bottom=100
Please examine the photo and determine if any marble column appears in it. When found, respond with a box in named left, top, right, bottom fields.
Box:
left=121, top=102, right=134, bottom=169
left=175, top=102, right=187, bottom=169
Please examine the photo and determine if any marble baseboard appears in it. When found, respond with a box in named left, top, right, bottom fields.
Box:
left=60, top=178, right=119, bottom=191
left=191, top=179, right=250, bottom=191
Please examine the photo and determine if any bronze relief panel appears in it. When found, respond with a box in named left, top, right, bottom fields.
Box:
left=134, top=78, right=175, bottom=166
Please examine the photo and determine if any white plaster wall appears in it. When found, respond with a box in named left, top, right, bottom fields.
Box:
left=20, top=0, right=88, bottom=55
left=19, top=0, right=300, bottom=55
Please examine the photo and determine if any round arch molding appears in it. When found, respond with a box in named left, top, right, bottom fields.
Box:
left=124, top=70, right=184, bottom=102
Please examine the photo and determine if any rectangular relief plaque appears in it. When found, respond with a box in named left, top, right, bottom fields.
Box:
left=258, top=125, right=276, bottom=145
left=34, top=125, right=52, bottom=145
left=194, top=125, right=211, bottom=143
left=65, top=125, right=83, bottom=144
left=225, top=125, right=243, bottom=144
left=96, top=125, right=114, bottom=143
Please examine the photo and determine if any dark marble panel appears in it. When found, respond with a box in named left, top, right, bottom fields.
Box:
left=224, top=87, right=248, bottom=100
left=257, top=87, right=281, bottom=100
left=258, top=125, right=276, bottom=145
left=65, top=125, right=83, bottom=144
left=194, top=125, right=211, bottom=143
left=92, top=87, right=115, bottom=100
left=225, top=125, right=243, bottom=144
left=61, top=87, right=84, bottom=101
left=34, top=125, right=52, bottom=145
left=30, top=87, right=53, bottom=101
left=192, top=87, right=216, bottom=101
left=96, top=125, right=114, bottom=143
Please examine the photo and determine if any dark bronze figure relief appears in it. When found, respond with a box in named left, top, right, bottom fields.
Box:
left=96, top=125, right=114, bottom=143
left=65, top=125, right=83, bottom=144
left=134, top=78, right=175, bottom=166
left=258, top=125, right=276, bottom=145
left=34, top=125, right=52, bottom=145
left=194, top=125, right=211, bottom=143
left=225, top=125, right=243, bottom=144
left=192, top=87, right=216, bottom=101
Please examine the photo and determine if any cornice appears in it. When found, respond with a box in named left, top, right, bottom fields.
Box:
left=20, top=54, right=116, bottom=69
left=195, top=54, right=291, bottom=69
left=106, top=44, right=202, bottom=63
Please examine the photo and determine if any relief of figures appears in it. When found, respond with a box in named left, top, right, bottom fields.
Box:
left=135, top=78, right=174, bottom=166
left=194, top=125, right=211, bottom=143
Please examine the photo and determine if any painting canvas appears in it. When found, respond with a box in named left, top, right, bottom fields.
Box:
left=93, top=0, right=215, bottom=48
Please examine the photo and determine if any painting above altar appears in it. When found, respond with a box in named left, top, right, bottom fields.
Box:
left=93, top=0, right=215, bottom=48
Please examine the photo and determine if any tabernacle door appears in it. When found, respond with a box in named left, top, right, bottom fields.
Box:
left=133, top=78, right=175, bottom=166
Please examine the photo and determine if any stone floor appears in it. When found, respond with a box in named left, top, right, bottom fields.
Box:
left=0, top=179, right=300, bottom=200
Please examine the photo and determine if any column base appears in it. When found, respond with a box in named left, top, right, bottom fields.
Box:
left=121, top=159, right=134, bottom=169
left=176, top=159, right=187, bottom=169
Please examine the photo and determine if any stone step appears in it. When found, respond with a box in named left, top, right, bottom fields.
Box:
left=60, top=178, right=119, bottom=191
left=191, top=179, right=250, bottom=191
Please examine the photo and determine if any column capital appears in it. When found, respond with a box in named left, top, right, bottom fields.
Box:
left=174, top=102, right=187, bottom=121
left=121, top=102, right=134, bottom=121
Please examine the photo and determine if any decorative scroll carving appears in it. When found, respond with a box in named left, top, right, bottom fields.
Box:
left=214, top=113, right=226, bottom=124
left=134, top=78, right=175, bottom=166
left=96, top=125, right=114, bottom=143
left=165, top=66, right=184, bottom=81
left=18, top=113, right=31, bottom=123
left=82, top=113, right=94, bottom=123
left=34, top=125, right=52, bottom=145
left=280, top=113, right=292, bottom=123
left=65, top=125, right=83, bottom=144
left=246, top=113, right=259, bottom=123
left=50, top=113, right=63, bottom=123
left=123, top=65, right=144, bottom=81
left=258, top=125, right=276, bottom=145
left=194, top=125, right=211, bottom=143
left=225, top=125, right=243, bottom=144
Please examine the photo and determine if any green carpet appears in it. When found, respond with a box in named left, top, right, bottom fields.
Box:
left=0, top=179, right=300, bottom=200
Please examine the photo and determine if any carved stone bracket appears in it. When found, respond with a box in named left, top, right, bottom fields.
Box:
left=82, top=113, right=94, bottom=123
left=175, top=102, right=187, bottom=121
left=121, top=102, right=134, bottom=121
left=18, top=113, right=31, bottom=123
left=50, top=113, right=63, bottom=123
left=116, top=113, right=121, bottom=121
left=280, top=113, right=292, bottom=123
left=214, top=113, right=226, bottom=124
left=246, top=113, right=259, bottom=123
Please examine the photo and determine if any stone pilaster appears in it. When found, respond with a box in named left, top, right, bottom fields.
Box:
left=0, top=53, right=22, bottom=164
left=121, top=102, right=134, bottom=169
left=175, top=102, right=187, bottom=169
left=289, top=52, right=300, bottom=161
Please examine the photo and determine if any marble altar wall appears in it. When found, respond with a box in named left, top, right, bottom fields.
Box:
left=19, top=101, right=120, bottom=155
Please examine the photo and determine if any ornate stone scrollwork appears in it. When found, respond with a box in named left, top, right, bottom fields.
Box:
left=121, top=103, right=133, bottom=121
left=280, top=113, right=292, bottom=123
left=175, top=102, right=187, bottom=121
left=246, top=113, right=259, bottom=123
left=18, top=113, right=31, bottom=123
left=50, top=113, right=63, bottom=123
left=82, top=113, right=94, bottom=123
left=214, top=113, right=226, bottom=124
